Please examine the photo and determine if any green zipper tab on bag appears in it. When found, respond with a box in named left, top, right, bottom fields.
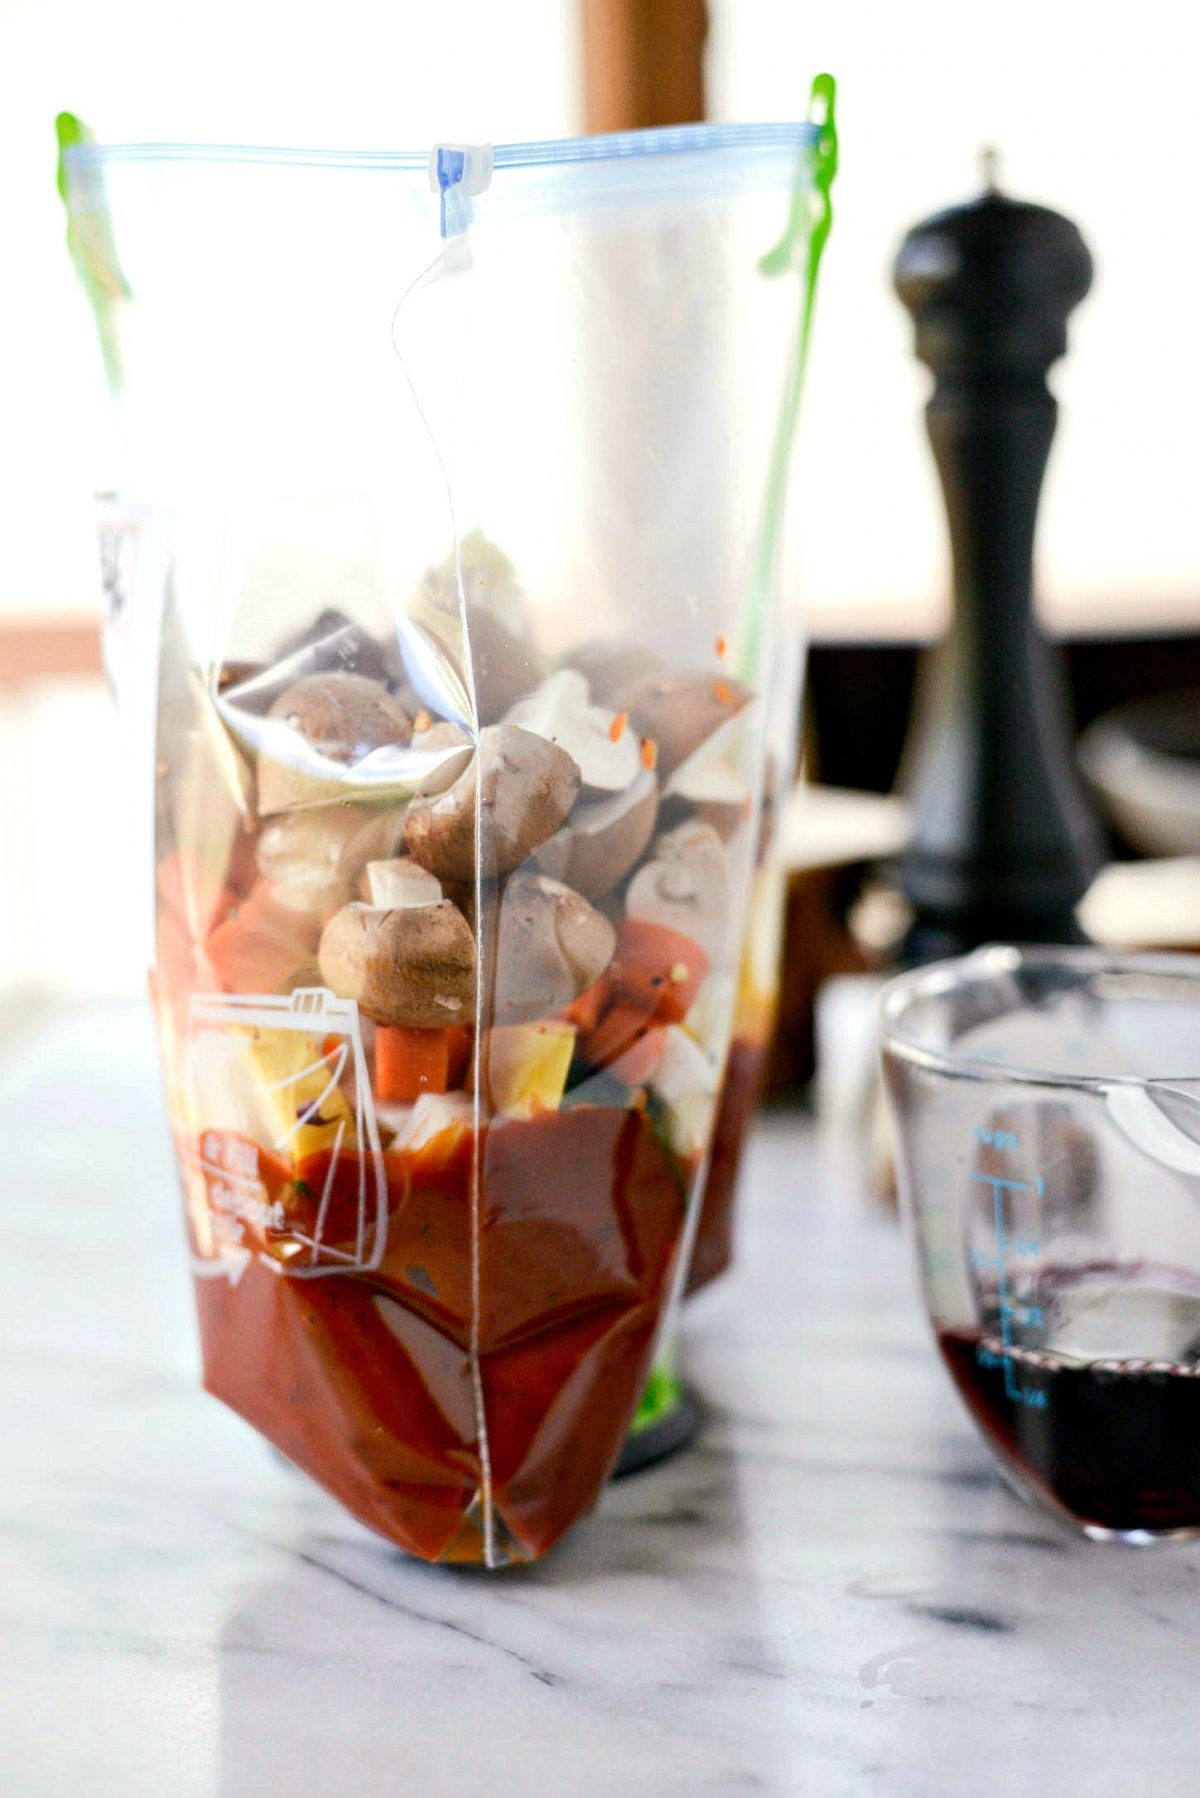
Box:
left=56, top=111, right=131, bottom=397
left=739, top=73, right=839, bottom=683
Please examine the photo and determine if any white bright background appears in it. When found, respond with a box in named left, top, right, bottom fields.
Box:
left=2, top=0, right=1199, bottom=999
left=0, top=0, right=579, bottom=1000
left=712, top=0, right=1200, bottom=640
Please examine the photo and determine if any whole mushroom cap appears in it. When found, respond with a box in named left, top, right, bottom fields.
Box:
left=257, top=803, right=382, bottom=916
left=404, top=724, right=580, bottom=882
left=504, top=669, right=640, bottom=794
left=318, top=898, right=476, bottom=1028
left=271, top=607, right=395, bottom=684
left=565, top=640, right=666, bottom=706
left=257, top=672, right=413, bottom=814
left=271, top=671, right=412, bottom=760
left=625, top=819, right=730, bottom=960
left=534, top=768, right=658, bottom=901
left=619, top=671, right=751, bottom=778
left=491, top=871, right=616, bottom=1026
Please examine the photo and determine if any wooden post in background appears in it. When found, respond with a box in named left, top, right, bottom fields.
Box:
left=581, top=0, right=709, bottom=133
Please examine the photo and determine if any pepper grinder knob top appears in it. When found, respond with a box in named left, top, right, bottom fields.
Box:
left=893, top=159, right=1093, bottom=381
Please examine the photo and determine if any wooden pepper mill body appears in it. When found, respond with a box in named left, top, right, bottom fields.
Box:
left=893, top=185, right=1106, bottom=961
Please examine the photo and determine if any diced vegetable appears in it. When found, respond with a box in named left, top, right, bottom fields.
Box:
left=559, top=972, right=612, bottom=1033
left=155, top=855, right=235, bottom=1006
left=683, top=972, right=737, bottom=1058
left=649, top=1024, right=721, bottom=1158
left=375, top=1025, right=471, bottom=1104
left=231, top=1024, right=358, bottom=1161
left=482, top=1022, right=576, bottom=1118
left=579, top=1000, right=665, bottom=1086
left=387, top=1090, right=476, bottom=1154
left=365, top=858, right=443, bottom=910
left=612, top=917, right=708, bottom=1023
left=204, top=882, right=322, bottom=994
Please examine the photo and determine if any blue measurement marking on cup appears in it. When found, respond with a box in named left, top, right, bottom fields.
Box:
left=970, top=1128, right=1048, bottom=1408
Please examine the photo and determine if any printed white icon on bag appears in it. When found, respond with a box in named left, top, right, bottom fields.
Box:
left=184, top=988, right=386, bottom=1281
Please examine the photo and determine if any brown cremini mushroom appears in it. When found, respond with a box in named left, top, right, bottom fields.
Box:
left=491, top=871, right=616, bottom=1026
left=565, top=640, right=666, bottom=706
left=318, top=898, right=475, bottom=1028
left=625, top=819, right=730, bottom=960
left=504, top=669, right=640, bottom=793
left=257, top=803, right=387, bottom=917
left=257, top=672, right=413, bottom=815
left=534, top=768, right=658, bottom=901
left=409, top=720, right=475, bottom=794
left=661, top=707, right=754, bottom=841
left=617, top=671, right=751, bottom=778
left=271, top=607, right=394, bottom=685
left=404, top=724, right=580, bottom=882
left=343, top=806, right=412, bottom=890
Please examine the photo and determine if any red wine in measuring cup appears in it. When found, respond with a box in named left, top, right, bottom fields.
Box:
left=938, top=1270, right=1200, bottom=1535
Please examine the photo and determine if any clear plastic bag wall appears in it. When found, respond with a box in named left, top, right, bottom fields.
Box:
left=63, top=106, right=835, bottom=1564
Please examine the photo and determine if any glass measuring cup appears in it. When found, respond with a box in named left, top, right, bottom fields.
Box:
left=881, top=946, right=1200, bottom=1543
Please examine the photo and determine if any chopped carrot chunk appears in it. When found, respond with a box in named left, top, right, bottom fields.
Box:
left=559, top=972, right=612, bottom=1034
left=375, top=1026, right=458, bottom=1104
left=608, top=710, right=628, bottom=743
left=204, top=883, right=321, bottom=995
left=579, top=1000, right=666, bottom=1086
left=444, top=1027, right=472, bottom=1089
left=640, top=736, right=658, bottom=770
left=613, top=917, right=708, bottom=1023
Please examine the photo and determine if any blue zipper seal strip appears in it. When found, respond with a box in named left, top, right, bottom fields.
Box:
left=63, top=120, right=820, bottom=240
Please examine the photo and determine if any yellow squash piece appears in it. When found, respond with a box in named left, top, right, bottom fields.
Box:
left=244, top=1026, right=359, bottom=1161
left=482, top=1022, right=576, bottom=1119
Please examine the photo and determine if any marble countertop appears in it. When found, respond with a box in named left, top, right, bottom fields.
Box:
left=4, top=1002, right=1199, bottom=1797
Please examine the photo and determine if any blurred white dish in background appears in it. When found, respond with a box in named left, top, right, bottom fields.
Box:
left=777, top=782, right=910, bottom=873
left=1077, top=856, right=1200, bottom=950
left=1078, top=692, right=1200, bottom=857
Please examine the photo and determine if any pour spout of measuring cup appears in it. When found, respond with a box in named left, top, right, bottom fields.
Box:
left=1106, top=1080, right=1200, bottom=1176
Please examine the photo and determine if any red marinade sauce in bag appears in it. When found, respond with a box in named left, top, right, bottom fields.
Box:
left=189, top=1112, right=688, bottom=1562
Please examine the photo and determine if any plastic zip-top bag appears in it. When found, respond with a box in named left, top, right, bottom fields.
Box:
left=60, top=80, right=837, bottom=1566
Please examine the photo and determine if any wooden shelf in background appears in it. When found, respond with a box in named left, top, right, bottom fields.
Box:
left=581, top=0, right=708, bottom=133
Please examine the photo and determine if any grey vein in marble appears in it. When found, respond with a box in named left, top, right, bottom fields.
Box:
left=2, top=1003, right=1199, bottom=1798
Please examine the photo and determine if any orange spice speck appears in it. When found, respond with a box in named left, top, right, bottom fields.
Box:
left=715, top=634, right=728, bottom=659
left=640, top=736, right=658, bottom=771
left=608, top=710, right=628, bottom=743
left=714, top=679, right=735, bottom=707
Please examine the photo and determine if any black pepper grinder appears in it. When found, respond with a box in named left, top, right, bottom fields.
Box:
left=892, top=156, right=1107, bottom=963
